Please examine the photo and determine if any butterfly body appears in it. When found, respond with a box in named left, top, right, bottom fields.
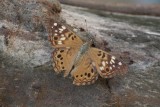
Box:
left=49, top=22, right=127, bottom=86
left=74, top=42, right=91, bottom=65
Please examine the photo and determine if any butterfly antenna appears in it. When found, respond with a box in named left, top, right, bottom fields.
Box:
left=85, top=19, right=93, bottom=45
left=85, top=19, right=88, bottom=32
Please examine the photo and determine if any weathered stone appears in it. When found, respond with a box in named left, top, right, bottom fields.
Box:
left=0, top=0, right=160, bottom=107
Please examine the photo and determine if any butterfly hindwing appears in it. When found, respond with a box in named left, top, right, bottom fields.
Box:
left=71, top=54, right=98, bottom=86
left=52, top=48, right=79, bottom=77
left=88, top=48, right=127, bottom=78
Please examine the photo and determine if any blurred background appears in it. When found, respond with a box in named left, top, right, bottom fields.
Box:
left=60, top=0, right=160, bottom=16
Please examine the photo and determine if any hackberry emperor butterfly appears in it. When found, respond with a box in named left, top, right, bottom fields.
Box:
left=48, top=22, right=127, bottom=86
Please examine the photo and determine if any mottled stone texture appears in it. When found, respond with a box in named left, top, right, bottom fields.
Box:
left=0, top=0, right=160, bottom=107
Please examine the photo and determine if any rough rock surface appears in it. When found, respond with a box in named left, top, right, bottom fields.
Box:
left=0, top=0, right=160, bottom=107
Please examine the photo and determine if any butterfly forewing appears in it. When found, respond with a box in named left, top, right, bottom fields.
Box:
left=49, top=22, right=83, bottom=48
left=88, top=48, right=127, bottom=78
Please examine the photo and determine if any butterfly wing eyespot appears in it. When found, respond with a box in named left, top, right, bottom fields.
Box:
left=88, top=48, right=128, bottom=78
left=49, top=22, right=83, bottom=48
left=71, top=55, right=98, bottom=86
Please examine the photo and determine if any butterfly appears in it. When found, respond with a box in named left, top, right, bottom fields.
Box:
left=48, top=22, right=127, bottom=86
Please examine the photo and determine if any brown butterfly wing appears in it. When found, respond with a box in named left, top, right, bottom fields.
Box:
left=48, top=22, right=83, bottom=48
left=70, top=54, right=98, bottom=86
left=88, top=48, right=127, bottom=78
left=52, top=47, right=80, bottom=77
left=49, top=22, right=84, bottom=77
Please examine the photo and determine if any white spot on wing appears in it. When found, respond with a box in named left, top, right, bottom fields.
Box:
left=112, top=56, right=116, bottom=60
left=58, top=41, right=62, bottom=44
left=102, top=61, right=106, bottom=66
left=61, top=34, right=64, bottom=37
left=54, top=23, right=57, bottom=26
left=62, top=26, right=66, bottom=29
left=100, top=66, right=104, bottom=70
left=58, top=43, right=62, bottom=45
left=59, top=28, right=63, bottom=31
left=110, top=61, right=112, bottom=64
left=111, top=59, right=115, bottom=63
left=60, top=37, right=66, bottom=40
left=110, top=67, right=112, bottom=70
left=118, top=62, right=122, bottom=65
